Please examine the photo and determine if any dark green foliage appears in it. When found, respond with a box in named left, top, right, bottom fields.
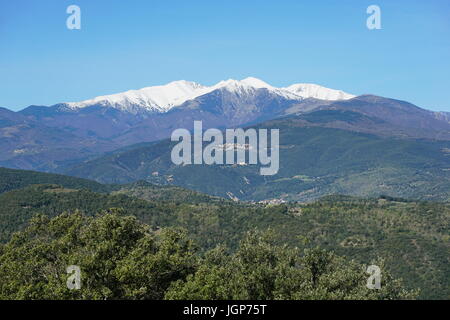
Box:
left=166, top=231, right=415, bottom=300
left=0, top=211, right=197, bottom=299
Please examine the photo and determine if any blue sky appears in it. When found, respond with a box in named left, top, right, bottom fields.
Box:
left=1, top=0, right=449, bottom=111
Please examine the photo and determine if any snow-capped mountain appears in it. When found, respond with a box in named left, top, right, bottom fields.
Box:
left=64, top=77, right=355, bottom=114
left=66, top=80, right=207, bottom=113
left=5, top=78, right=450, bottom=173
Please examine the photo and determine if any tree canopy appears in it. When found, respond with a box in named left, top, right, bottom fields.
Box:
left=0, top=211, right=417, bottom=300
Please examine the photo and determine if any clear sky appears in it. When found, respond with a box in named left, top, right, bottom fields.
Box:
left=1, top=0, right=449, bottom=111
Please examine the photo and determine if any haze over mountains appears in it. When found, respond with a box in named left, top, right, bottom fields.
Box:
left=1, top=77, right=449, bottom=202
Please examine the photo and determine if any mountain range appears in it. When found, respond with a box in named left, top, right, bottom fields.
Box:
left=62, top=77, right=356, bottom=113
left=1, top=78, right=358, bottom=171
left=1, top=77, right=449, bottom=202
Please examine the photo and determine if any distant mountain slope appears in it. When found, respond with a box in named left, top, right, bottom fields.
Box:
left=65, top=115, right=450, bottom=202
left=0, top=167, right=111, bottom=194
left=0, top=166, right=221, bottom=203
left=112, top=180, right=225, bottom=203
left=308, top=95, right=450, bottom=140
left=0, top=130, right=114, bottom=172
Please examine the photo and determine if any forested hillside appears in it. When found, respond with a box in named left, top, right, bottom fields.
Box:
left=0, top=167, right=111, bottom=194
left=0, top=179, right=448, bottom=299
left=64, top=120, right=450, bottom=202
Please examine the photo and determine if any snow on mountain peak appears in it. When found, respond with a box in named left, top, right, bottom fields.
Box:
left=65, top=77, right=355, bottom=113
left=284, top=83, right=355, bottom=101
left=209, top=78, right=301, bottom=100
left=67, top=80, right=207, bottom=113
left=240, top=77, right=273, bottom=89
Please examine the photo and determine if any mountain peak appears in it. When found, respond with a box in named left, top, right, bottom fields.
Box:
left=284, top=83, right=356, bottom=101
left=211, top=78, right=269, bottom=92
left=240, top=77, right=273, bottom=89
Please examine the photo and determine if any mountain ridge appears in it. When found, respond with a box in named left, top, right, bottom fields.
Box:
left=1, top=79, right=449, bottom=173
left=57, top=77, right=355, bottom=114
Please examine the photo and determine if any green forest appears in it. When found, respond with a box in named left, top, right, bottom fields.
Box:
left=0, top=168, right=448, bottom=299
